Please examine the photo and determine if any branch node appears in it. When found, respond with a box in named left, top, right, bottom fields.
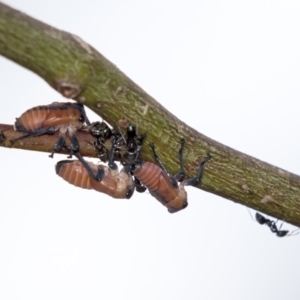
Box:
left=55, top=81, right=82, bottom=98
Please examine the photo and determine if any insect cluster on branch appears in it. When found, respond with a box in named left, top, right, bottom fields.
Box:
left=10, top=101, right=211, bottom=213
left=8, top=101, right=300, bottom=236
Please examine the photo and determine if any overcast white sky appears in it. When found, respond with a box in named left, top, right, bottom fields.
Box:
left=1, top=1, right=300, bottom=300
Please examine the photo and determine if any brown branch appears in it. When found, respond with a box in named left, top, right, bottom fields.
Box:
left=0, top=124, right=93, bottom=156
left=0, top=2, right=300, bottom=225
left=0, top=124, right=118, bottom=158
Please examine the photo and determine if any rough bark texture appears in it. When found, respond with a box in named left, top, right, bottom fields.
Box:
left=0, top=2, right=300, bottom=226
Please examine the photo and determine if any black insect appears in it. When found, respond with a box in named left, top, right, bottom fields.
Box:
left=255, top=212, right=299, bottom=237
left=89, top=122, right=147, bottom=192
left=123, top=124, right=146, bottom=163
left=121, top=124, right=146, bottom=193
left=88, top=121, right=121, bottom=162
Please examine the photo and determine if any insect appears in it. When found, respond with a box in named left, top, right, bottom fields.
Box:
left=255, top=212, right=299, bottom=237
left=124, top=138, right=211, bottom=213
left=88, top=121, right=120, bottom=162
left=56, top=137, right=135, bottom=199
left=123, top=124, right=146, bottom=163
left=11, top=102, right=90, bottom=157
left=89, top=122, right=145, bottom=163
left=88, top=122, right=147, bottom=193
left=121, top=124, right=146, bottom=193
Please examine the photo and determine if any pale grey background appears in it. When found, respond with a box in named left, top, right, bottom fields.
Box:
left=1, top=1, right=300, bottom=299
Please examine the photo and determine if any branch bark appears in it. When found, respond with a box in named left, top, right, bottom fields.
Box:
left=1, top=2, right=300, bottom=226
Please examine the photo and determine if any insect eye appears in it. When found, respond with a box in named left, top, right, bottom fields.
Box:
left=125, top=188, right=135, bottom=199
left=182, top=201, right=188, bottom=209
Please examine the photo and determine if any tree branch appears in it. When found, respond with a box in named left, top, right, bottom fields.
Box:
left=1, top=2, right=300, bottom=225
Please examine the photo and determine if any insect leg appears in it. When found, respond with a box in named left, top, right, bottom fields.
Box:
left=287, top=229, right=300, bottom=237
left=149, top=142, right=170, bottom=175
left=108, top=137, right=120, bottom=170
left=183, top=153, right=212, bottom=186
left=73, top=151, right=104, bottom=181
left=69, top=133, right=80, bottom=157
left=134, top=177, right=147, bottom=193
left=134, top=133, right=146, bottom=161
left=78, top=104, right=91, bottom=126
left=11, top=127, right=56, bottom=144
left=49, top=136, right=66, bottom=158
left=149, top=142, right=178, bottom=187
left=175, top=138, right=185, bottom=182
